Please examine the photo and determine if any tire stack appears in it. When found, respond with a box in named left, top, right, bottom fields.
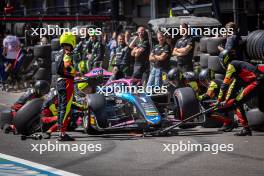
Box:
left=51, top=38, right=61, bottom=88
left=33, top=44, right=52, bottom=84
left=198, top=37, right=227, bottom=128
left=199, top=37, right=210, bottom=79
left=199, top=37, right=226, bottom=80
left=246, top=30, right=264, bottom=61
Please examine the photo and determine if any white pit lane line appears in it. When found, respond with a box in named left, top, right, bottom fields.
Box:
left=0, top=153, right=80, bottom=176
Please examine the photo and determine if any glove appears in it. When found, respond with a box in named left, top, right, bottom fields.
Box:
left=211, top=100, right=225, bottom=108
left=219, top=101, right=227, bottom=108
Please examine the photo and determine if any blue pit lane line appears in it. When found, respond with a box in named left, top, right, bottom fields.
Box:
left=0, top=153, right=80, bottom=176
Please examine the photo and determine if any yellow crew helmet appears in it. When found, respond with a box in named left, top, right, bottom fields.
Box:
left=59, top=32, right=76, bottom=49
left=77, top=82, right=89, bottom=91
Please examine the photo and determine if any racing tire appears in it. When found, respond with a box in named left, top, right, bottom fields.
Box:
left=247, top=30, right=264, bottom=60
left=199, top=37, right=208, bottom=53
left=87, top=94, right=108, bottom=128
left=51, top=62, right=57, bottom=75
left=19, top=52, right=35, bottom=72
left=38, top=58, right=52, bottom=69
left=51, top=51, right=58, bottom=62
left=34, top=45, right=52, bottom=58
left=199, top=53, right=210, bottom=68
left=0, top=109, right=13, bottom=129
left=51, top=38, right=61, bottom=51
left=51, top=75, right=58, bottom=88
left=246, top=108, right=264, bottom=131
left=173, top=87, right=200, bottom=121
left=208, top=56, right=225, bottom=74
left=33, top=68, right=52, bottom=82
left=214, top=73, right=225, bottom=80
left=14, top=98, right=44, bottom=135
left=206, top=37, right=225, bottom=56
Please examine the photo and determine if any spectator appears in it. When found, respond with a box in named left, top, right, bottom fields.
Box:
left=1, top=35, right=21, bottom=83
left=107, top=31, right=117, bottom=59
left=40, top=37, right=48, bottom=45
left=87, top=32, right=104, bottom=70
left=108, top=33, right=129, bottom=81
left=130, top=26, right=150, bottom=79
left=147, top=31, right=171, bottom=87
left=172, top=23, right=194, bottom=72
left=165, top=35, right=174, bottom=51
left=125, top=30, right=131, bottom=45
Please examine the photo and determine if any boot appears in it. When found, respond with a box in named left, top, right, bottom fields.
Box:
left=218, top=121, right=238, bottom=132
left=234, top=127, right=252, bottom=136
left=58, top=133, right=75, bottom=141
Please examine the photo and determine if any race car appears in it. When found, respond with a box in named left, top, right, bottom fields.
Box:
left=79, top=68, right=203, bottom=135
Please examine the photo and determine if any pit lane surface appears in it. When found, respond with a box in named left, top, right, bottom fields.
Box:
left=0, top=91, right=264, bottom=176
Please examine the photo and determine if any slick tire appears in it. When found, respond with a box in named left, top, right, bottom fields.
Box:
left=247, top=30, right=264, bottom=60
left=208, top=56, right=225, bottom=74
left=87, top=94, right=107, bottom=128
left=206, top=37, right=225, bottom=56
left=199, top=53, right=210, bottom=68
left=38, top=58, right=52, bottom=69
left=246, top=108, right=264, bottom=131
left=51, top=51, right=59, bottom=62
left=199, top=37, right=209, bottom=53
left=33, top=68, right=51, bottom=82
left=173, top=87, right=200, bottom=121
left=51, top=38, right=61, bottom=51
left=51, top=62, right=57, bottom=75
left=14, top=98, right=43, bottom=135
left=34, top=45, right=52, bottom=58
left=0, top=109, right=13, bottom=129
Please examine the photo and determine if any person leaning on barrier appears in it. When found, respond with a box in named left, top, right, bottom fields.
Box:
left=147, top=31, right=171, bottom=88
left=172, top=23, right=194, bottom=72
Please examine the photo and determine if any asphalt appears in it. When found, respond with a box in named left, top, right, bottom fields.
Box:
left=0, top=91, right=264, bottom=176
